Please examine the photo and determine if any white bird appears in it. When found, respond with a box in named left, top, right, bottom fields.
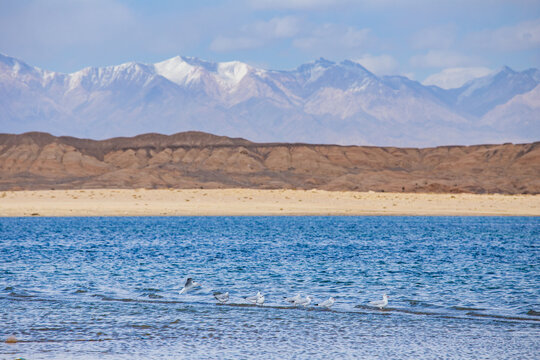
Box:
left=245, top=291, right=265, bottom=306
left=284, top=293, right=302, bottom=304
left=369, top=294, right=389, bottom=309
left=294, top=295, right=313, bottom=307
left=213, top=291, right=229, bottom=303
left=179, top=278, right=201, bottom=294
left=317, top=297, right=335, bottom=309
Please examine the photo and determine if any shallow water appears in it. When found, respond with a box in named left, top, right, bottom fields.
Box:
left=1, top=216, right=539, bottom=359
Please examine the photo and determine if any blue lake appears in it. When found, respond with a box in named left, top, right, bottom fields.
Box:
left=1, top=216, right=539, bottom=359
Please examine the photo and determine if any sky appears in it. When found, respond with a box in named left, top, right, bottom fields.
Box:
left=0, top=0, right=539, bottom=88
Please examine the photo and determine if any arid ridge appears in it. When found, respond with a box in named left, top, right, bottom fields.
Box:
left=1, top=131, right=539, bottom=194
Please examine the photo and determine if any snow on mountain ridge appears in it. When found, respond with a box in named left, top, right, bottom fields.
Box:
left=0, top=53, right=539, bottom=146
left=153, top=56, right=256, bottom=92
left=154, top=56, right=202, bottom=86
left=64, top=62, right=156, bottom=91
left=216, top=61, right=251, bottom=88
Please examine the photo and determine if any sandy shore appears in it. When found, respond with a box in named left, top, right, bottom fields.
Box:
left=0, top=189, right=539, bottom=216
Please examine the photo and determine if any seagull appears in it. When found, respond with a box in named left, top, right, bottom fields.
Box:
left=316, top=297, right=335, bottom=309
left=245, top=291, right=265, bottom=306
left=179, top=278, right=201, bottom=294
left=284, top=293, right=302, bottom=304
left=369, top=294, right=389, bottom=309
left=294, top=295, right=313, bottom=307
left=213, top=291, right=229, bottom=303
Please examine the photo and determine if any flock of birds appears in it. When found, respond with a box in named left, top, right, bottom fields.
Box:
left=180, top=278, right=389, bottom=309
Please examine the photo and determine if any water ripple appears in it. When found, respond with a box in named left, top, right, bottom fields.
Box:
left=0, top=216, right=539, bottom=359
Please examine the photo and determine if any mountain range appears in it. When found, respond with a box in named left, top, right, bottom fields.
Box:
left=1, top=53, right=539, bottom=147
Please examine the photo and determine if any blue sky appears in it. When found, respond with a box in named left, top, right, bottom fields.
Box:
left=0, top=0, right=539, bottom=88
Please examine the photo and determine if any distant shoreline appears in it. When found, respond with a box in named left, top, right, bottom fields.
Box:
left=1, top=189, right=538, bottom=217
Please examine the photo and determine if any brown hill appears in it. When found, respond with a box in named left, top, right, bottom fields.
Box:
left=0, top=131, right=539, bottom=194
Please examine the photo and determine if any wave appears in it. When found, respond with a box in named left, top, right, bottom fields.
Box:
left=4, top=292, right=539, bottom=324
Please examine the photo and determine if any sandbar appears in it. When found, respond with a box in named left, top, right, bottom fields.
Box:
left=0, top=189, right=538, bottom=216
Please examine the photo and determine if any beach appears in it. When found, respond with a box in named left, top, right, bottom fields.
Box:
left=0, top=189, right=538, bottom=216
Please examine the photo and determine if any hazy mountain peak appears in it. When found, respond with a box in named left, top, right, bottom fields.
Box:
left=499, top=65, right=515, bottom=74
left=0, top=53, right=40, bottom=76
left=525, top=68, right=540, bottom=82
left=340, top=59, right=372, bottom=73
left=453, top=66, right=540, bottom=116
left=296, top=57, right=334, bottom=72
left=0, top=53, right=19, bottom=68
left=314, top=57, right=334, bottom=66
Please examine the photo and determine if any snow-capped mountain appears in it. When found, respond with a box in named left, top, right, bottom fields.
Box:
left=1, top=53, right=538, bottom=146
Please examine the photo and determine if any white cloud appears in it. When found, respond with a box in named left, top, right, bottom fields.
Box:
left=249, top=0, right=539, bottom=12
left=209, top=36, right=263, bottom=52
left=410, top=50, right=477, bottom=68
left=422, top=67, right=493, bottom=89
left=293, top=24, right=372, bottom=57
left=354, top=54, right=398, bottom=75
left=247, top=0, right=352, bottom=10
left=209, top=16, right=300, bottom=52
left=250, top=16, right=300, bottom=39
left=0, top=0, right=136, bottom=49
left=0, top=0, right=218, bottom=70
left=411, top=24, right=457, bottom=50
left=469, top=18, right=540, bottom=51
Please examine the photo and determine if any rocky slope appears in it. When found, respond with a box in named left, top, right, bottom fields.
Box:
left=1, top=132, right=538, bottom=194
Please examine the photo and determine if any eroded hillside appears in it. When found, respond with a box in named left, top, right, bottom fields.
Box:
left=0, top=132, right=539, bottom=194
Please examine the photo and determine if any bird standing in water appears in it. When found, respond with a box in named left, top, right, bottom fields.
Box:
left=245, top=291, right=265, bottom=306
left=213, top=291, right=229, bottom=303
left=369, top=294, right=389, bottom=309
left=294, top=295, right=313, bottom=307
left=317, top=297, right=335, bottom=309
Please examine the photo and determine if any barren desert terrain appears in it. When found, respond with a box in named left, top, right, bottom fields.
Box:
left=1, top=131, right=539, bottom=194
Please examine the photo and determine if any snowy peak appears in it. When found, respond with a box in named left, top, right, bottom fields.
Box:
left=153, top=55, right=254, bottom=89
left=0, top=53, right=60, bottom=88
left=154, top=56, right=202, bottom=86
left=66, top=62, right=156, bottom=91
left=216, top=61, right=251, bottom=88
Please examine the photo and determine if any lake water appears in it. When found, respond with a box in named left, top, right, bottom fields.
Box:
left=1, top=216, right=539, bottom=359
